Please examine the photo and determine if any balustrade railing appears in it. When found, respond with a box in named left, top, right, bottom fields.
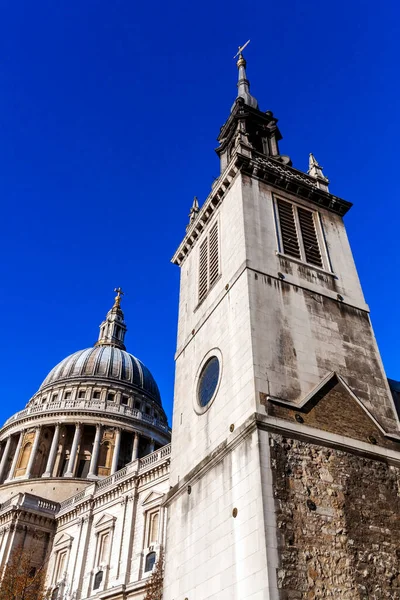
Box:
left=58, top=444, right=171, bottom=512
left=3, top=400, right=170, bottom=432
left=0, top=493, right=59, bottom=514
left=138, top=444, right=171, bottom=471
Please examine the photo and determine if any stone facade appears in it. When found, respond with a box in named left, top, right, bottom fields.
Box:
left=164, top=50, right=400, bottom=600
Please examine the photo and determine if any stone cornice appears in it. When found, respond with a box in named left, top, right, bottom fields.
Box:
left=164, top=411, right=400, bottom=507
left=172, top=149, right=352, bottom=267
left=172, top=157, right=240, bottom=266
left=241, top=153, right=352, bottom=216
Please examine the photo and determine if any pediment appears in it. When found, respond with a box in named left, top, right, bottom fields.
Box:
left=141, top=490, right=164, bottom=506
left=267, top=371, right=400, bottom=448
left=94, top=513, right=116, bottom=529
left=54, top=533, right=73, bottom=547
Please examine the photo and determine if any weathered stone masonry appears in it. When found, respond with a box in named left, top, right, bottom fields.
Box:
left=271, top=435, right=400, bottom=600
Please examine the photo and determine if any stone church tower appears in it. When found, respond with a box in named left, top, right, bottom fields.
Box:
left=164, top=48, right=400, bottom=599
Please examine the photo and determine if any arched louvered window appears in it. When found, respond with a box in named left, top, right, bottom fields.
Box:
left=276, top=198, right=325, bottom=269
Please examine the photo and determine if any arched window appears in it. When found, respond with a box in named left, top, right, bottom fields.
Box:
left=18, top=442, right=32, bottom=471
left=98, top=442, right=112, bottom=476
left=93, top=570, right=103, bottom=590
left=51, top=587, right=59, bottom=600
left=148, top=512, right=159, bottom=545
left=144, top=551, right=156, bottom=572
left=99, top=532, right=110, bottom=564
left=53, top=550, right=67, bottom=585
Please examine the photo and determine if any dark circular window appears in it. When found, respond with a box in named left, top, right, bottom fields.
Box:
left=198, top=356, right=220, bottom=407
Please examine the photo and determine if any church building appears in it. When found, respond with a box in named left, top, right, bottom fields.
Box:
left=0, top=47, right=399, bottom=599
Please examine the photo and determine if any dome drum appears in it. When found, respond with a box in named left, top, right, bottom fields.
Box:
left=0, top=418, right=168, bottom=495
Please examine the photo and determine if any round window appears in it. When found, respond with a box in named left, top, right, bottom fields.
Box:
left=198, top=356, right=220, bottom=407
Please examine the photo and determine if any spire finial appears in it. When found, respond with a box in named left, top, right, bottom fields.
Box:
left=113, top=287, right=124, bottom=308
left=231, top=40, right=258, bottom=112
left=308, top=153, right=330, bottom=192
left=186, top=196, right=200, bottom=231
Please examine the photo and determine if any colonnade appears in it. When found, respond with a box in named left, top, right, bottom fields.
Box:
left=0, top=423, right=156, bottom=483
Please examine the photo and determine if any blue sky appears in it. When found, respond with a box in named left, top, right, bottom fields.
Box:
left=0, top=0, right=399, bottom=425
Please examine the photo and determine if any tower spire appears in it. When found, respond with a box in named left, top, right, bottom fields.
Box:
left=95, top=288, right=127, bottom=350
left=232, top=40, right=258, bottom=111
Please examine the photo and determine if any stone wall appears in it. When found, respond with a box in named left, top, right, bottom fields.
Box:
left=271, top=434, right=400, bottom=599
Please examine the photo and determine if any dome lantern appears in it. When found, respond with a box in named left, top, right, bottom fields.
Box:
left=95, top=287, right=127, bottom=350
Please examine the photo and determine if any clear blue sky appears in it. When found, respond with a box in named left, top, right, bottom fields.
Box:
left=0, top=0, right=399, bottom=425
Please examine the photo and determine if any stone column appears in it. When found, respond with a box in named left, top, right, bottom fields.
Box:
left=131, top=432, right=139, bottom=461
left=5, top=431, right=24, bottom=482
left=64, top=423, right=83, bottom=478
left=111, top=428, right=122, bottom=474
left=88, top=424, right=102, bottom=479
left=0, top=437, right=12, bottom=482
left=42, top=424, right=61, bottom=478
left=25, top=427, right=41, bottom=479
left=149, top=438, right=155, bottom=454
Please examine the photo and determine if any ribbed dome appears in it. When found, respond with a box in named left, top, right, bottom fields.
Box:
left=40, top=347, right=161, bottom=405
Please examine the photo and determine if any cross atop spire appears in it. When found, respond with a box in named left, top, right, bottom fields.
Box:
left=232, top=40, right=258, bottom=112
left=113, top=287, right=124, bottom=308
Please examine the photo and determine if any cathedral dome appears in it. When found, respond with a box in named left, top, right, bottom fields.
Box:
left=0, top=289, right=170, bottom=497
left=39, top=346, right=161, bottom=405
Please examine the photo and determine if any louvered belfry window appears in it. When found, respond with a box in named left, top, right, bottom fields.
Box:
left=276, top=198, right=323, bottom=268
left=198, top=221, right=220, bottom=303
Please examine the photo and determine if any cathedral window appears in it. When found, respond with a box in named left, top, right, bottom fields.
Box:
left=121, top=395, right=129, bottom=405
left=52, top=394, right=58, bottom=402
left=98, top=531, right=110, bottom=565
left=275, top=198, right=324, bottom=269
left=144, top=551, right=156, bottom=572
left=53, top=550, right=67, bottom=584
left=148, top=512, right=159, bottom=546
left=93, top=570, right=103, bottom=590
left=107, top=392, right=115, bottom=402
left=198, top=220, right=220, bottom=303
left=64, top=391, right=71, bottom=399
left=51, top=587, right=59, bottom=600
left=18, top=442, right=32, bottom=473
left=78, top=390, right=86, bottom=399
left=93, top=391, right=101, bottom=399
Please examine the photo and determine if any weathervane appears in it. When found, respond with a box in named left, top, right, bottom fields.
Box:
left=233, top=39, right=250, bottom=59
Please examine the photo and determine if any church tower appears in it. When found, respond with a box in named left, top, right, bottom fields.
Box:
left=164, top=47, right=400, bottom=599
